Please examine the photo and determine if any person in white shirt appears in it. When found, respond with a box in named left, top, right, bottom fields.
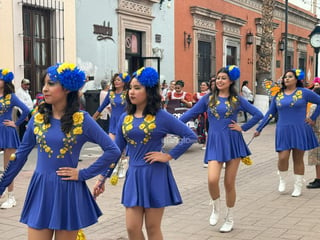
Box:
left=15, top=78, right=33, bottom=140
left=97, top=79, right=111, bottom=133
left=241, top=80, right=254, bottom=122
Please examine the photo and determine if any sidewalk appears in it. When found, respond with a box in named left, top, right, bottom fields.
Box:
left=1, top=124, right=320, bottom=240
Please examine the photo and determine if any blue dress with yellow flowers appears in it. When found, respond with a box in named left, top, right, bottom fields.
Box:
left=114, top=110, right=197, bottom=208
left=180, top=94, right=263, bottom=163
left=97, top=90, right=126, bottom=135
left=0, top=93, right=29, bottom=149
left=256, top=87, right=320, bottom=151
left=0, top=111, right=121, bottom=230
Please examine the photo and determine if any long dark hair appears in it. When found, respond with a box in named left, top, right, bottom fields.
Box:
left=3, top=81, right=15, bottom=96
left=209, top=67, right=239, bottom=110
left=126, top=78, right=161, bottom=116
left=38, top=74, right=80, bottom=134
left=281, top=69, right=303, bottom=91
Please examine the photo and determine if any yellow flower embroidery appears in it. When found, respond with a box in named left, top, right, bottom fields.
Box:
left=34, top=113, right=44, bottom=124
left=0, top=94, right=11, bottom=115
left=73, top=112, right=84, bottom=125
left=122, top=114, right=157, bottom=146
left=34, top=111, right=84, bottom=158
left=209, top=96, right=238, bottom=119
left=109, top=90, right=127, bottom=106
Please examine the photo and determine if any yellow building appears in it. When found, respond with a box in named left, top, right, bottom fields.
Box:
left=0, top=0, right=76, bottom=97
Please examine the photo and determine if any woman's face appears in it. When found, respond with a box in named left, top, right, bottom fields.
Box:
left=200, top=82, right=209, bottom=92
left=42, top=74, right=69, bottom=105
left=128, top=78, right=147, bottom=107
left=215, top=72, right=232, bottom=91
left=314, top=82, right=320, bottom=89
left=174, top=84, right=183, bottom=93
left=283, top=72, right=297, bottom=88
left=113, top=76, right=125, bottom=89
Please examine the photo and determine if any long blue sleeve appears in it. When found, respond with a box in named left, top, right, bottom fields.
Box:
left=304, top=88, right=320, bottom=121
left=162, top=111, right=197, bottom=159
left=11, top=94, right=30, bottom=126
left=180, top=94, right=209, bottom=123
left=78, top=114, right=121, bottom=180
left=97, top=91, right=110, bottom=113
left=0, top=118, right=36, bottom=195
left=238, top=97, right=263, bottom=131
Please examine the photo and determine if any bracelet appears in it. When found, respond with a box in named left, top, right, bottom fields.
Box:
left=97, top=176, right=107, bottom=183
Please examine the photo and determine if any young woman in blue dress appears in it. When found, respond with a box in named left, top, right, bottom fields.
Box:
left=180, top=65, right=263, bottom=233
left=93, top=72, right=130, bottom=140
left=0, top=63, right=121, bottom=240
left=93, top=67, right=197, bottom=240
left=254, top=69, right=320, bottom=197
left=0, top=69, right=29, bottom=209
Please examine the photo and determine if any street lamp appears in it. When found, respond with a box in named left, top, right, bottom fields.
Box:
left=309, top=24, right=320, bottom=77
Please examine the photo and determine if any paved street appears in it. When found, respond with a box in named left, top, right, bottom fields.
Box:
left=1, top=123, right=320, bottom=240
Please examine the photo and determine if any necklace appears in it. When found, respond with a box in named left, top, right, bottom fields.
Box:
left=34, top=111, right=84, bottom=158
left=0, top=94, right=11, bottom=115
left=122, top=114, right=156, bottom=146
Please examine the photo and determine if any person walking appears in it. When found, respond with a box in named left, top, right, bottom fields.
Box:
left=0, top=69, right=29, bottom=209
left=193, top=81, right=210, bottom=150
left=241, top=80, right=254, bottom=122
left=254, top=69, right=320, bottom=197
left=306, top=87, right=320, bottom=188
left=92, top=73, right=130, bottom=140
left=15, top=78, right=34, bottom=140
left=93, top=67, right=197, bottom=240
left=0, top=63, right=121, bottom=240
left=180, top=65, right=263, bottom=233
left=97, top=79, right=111, bottom=134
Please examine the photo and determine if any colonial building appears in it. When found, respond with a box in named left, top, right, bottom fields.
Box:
left=175, top=0, right=318, bottom=99
left=0, top=0, right=77, bottom=98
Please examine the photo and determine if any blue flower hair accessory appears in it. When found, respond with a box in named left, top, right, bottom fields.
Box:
left=119, top=72, right=130, bottom=83
left=133, top=67, right=159, bottom=87
left=47, top=63, right=86, bottom=91
left=226, top=65, right=240, bottom=81
left=0, top=69, right=14, bottom=82
left=293, top=68, right=305, bottom=81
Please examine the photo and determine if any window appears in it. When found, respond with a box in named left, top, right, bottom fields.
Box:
left=226, top=46, right=237, bottom=65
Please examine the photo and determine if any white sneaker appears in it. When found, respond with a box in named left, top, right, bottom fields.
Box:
left=0, top=195, right=16, bottom=209
left=203, top=163, right=208, bottom=168
left=201, top=146, right=206, bottom=150
left=220, top=219, right=234, bottom=233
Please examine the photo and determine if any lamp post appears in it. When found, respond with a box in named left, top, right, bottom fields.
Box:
left=309, top=24, right=320, bottom=77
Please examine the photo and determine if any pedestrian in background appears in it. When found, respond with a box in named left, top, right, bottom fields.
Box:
left=307, top=87, right=320, bottom=188
left=254, top=69, right=320, bottom=197
left=241, top=80, right=254, bottom=122
left=0, top=69, right=29, bottom=209
left=0, top=63, right=121, bottom=239
left=193, top=81, right=210, bottom=150
left=97, top=79, right=111, bottom=134
left=15, top=78, right=33, bottom=140
left=93, top=67, right=197, bottom=240
left=180, top=65, right=263, bottom=233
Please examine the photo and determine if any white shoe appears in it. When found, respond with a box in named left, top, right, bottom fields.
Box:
left=209, top=198, right=220, bottom=226
left=278, top=171, right=287, bottom=193
left=0, top=194, right=16, bottom=209
left=292, top=174, right=304, bottom=197
left=203, top=163, right=208, bottom=168
left=201, top=146, right=206, bottom=150
left=219, top=207, right=234, bottom=233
